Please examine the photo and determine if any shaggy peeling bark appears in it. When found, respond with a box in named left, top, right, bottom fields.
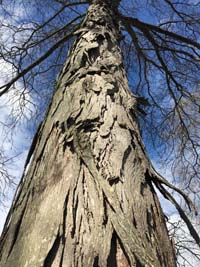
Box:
left=0, top=1, right=176, bottom=266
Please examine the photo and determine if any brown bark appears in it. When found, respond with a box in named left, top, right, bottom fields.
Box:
left=0, top=1, right=176, bottom=266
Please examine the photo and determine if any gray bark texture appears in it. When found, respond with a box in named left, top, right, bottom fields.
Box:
left=0, top=1, right=176, bottom=266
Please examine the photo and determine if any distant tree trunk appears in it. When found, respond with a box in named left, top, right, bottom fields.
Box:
left=0, top=1, right=176, bottom=266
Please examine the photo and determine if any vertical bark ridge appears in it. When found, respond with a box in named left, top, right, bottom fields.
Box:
left=0, top=1, right=176, bottom=267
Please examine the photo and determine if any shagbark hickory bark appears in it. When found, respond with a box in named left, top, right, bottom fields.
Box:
left=0, top=1, right=176, bottom=266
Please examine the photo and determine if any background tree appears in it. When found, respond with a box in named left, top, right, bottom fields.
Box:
left=0, top=0, right=199, bottom=266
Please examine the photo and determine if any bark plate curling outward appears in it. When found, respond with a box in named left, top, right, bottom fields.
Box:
left=0, top=2, right=176, bottom=267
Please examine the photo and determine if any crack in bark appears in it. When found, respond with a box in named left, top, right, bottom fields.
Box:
left=43, top=231, right=61, bottom=267
left=7, top=191, right=30, bottom=259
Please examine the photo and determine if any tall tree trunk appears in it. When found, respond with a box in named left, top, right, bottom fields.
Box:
left=0, top=1, right=176, bottom=266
